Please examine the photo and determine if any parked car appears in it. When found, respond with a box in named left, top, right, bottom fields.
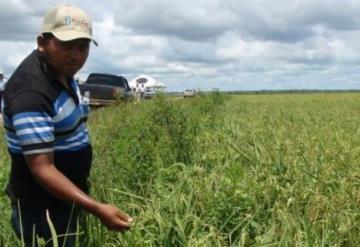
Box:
left=78, top=73, right=132, bottom=106
left=183, top=89, right=196, bottom=98
left=143, top=87, right=157, bottom=99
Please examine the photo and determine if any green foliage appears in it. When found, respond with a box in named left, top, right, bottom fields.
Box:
left=89, top=94, right=222, bottom=196
left=1, top=93, right=360, bottom=246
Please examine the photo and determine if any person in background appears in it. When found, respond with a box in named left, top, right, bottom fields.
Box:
left=2, top=4, right=132, bottom=246
left=0, top=73, right=6, bottom=112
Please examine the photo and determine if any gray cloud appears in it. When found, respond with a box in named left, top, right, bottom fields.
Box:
left=1, top=0, right=360, bottom=91
left=0, top=2, right=39, bottom=41
left=111, top=1, right=237, bottom=41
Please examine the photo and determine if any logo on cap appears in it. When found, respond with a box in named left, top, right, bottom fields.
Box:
left=63, top=15, right=90, bottom=28
left=64, top=15, right=72, bottom=25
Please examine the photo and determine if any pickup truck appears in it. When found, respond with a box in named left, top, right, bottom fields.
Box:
left=78, top=73, right=132, bottom=106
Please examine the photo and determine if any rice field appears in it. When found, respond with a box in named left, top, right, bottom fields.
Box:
left=0, top=92, right=359, bottom=246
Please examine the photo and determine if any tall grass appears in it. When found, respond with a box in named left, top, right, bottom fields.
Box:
left=0, top=92, right=359, bottom=246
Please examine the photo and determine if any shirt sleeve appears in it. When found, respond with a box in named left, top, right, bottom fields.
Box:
left=8, top=91, right=55, bottom=155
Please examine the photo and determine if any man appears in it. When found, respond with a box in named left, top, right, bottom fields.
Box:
left=2, top=4, right=132, bottom=246
left=0, top=73, right=6, bottom=112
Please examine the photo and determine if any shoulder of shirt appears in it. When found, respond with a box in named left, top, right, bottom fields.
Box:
left=5, top=50, right=54, bottom=96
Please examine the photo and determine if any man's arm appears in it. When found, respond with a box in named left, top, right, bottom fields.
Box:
left=25, top=152, right=132, bottom=231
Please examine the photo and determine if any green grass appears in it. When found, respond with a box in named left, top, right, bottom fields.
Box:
left=0, top=92, right=359, bottom=246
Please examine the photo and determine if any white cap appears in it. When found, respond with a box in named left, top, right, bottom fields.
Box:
left=41, top=4, right=98, bottom=46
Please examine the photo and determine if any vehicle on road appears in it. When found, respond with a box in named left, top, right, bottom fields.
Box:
left=78, top=73, right=132, bottom=106
left=183, top=89, right=196, bottom=98
left=144, top=87, right=157, bottom=99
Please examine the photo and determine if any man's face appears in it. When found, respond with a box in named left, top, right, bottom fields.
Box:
left=38, top=35, right=90, bottom=78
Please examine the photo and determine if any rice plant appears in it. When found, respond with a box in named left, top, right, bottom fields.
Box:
left=0, top=92, right=359, bottom=246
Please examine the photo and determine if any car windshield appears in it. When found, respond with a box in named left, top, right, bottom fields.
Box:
left=87, top=74, right=129, bottom=89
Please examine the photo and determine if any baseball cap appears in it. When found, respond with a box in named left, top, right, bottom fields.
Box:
left=41, top=4, right=98, bottom=46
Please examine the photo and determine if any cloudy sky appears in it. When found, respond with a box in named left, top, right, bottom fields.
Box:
left=1, top=0, right=360, bottom=91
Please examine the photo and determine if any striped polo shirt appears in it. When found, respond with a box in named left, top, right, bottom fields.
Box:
left=2, top=50, right=92, bottom=211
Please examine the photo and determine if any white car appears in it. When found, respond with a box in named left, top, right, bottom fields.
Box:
left=144, top=87, right=156, bottom=99
left=183, top=89, right=196, bottom=97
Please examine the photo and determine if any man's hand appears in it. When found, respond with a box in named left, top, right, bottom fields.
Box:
left=25, top=152, right=133, bottom=232
left=94, top=203, right=133, bottom=231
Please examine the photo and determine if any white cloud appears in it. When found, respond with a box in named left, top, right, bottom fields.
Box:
left=216, top=39, right=269, bottom=60
left=0, top=41, right=36, bottom=71
left=2, top=0, right=360, bottom=91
